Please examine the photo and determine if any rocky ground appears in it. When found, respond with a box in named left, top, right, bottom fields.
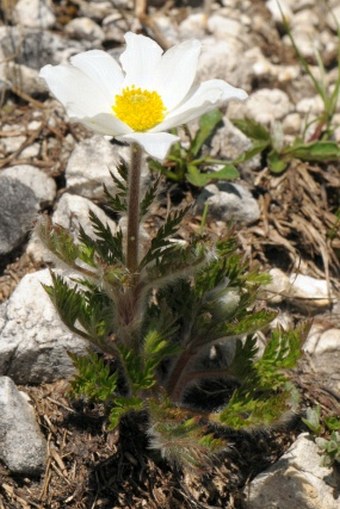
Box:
left=0, top=0, right=339, bottom=508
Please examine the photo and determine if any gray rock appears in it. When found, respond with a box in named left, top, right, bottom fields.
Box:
left=65, top=135, right=121, bottom=199
left=197, top=37, right=244, bottom=85
left=243, top=88, right=293, bottom=124
left=0, top=176, right=39, bottom=255
left=303, top=324, right=340, bottom=394
left=13, top=0, right=56, bottom=29
left=52, top=192, right=117, bottom=239
left=0, top=26, right=87, bottom=70
left=178, top=13, right=206, bottom=39
left=209, top=118, right=260, bottom=171
left=2, top=165, right=57, bottom=207
left=246, top=433, right=339, bottom=509
left=65, top=17, right=105, bottom=42
left=0, top=269, right=89, bottom=384
left=75, top=0, right=113, bottom=19
left=197, top=182, right=260, bottom=225
left=0, top=62, right=47, bottom=96
left=0, top=376, right=47, bottom=475
left=102, top=13, right=128, bottom=44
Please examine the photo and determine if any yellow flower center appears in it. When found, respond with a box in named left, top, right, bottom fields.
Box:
left=112, top=86, right=166, bottom=132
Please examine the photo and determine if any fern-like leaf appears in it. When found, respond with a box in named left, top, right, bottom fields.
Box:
left=108, top=395, right=144, bottom=429
left=104, top=164, right=128, bottom=213
left=43, top=272, right=85, bottom=335
left=140, top=176, right=160, bottom=218
left=69, top=351, right=118, bottom=402
left=148, top=399, right=225, bottom=468
left=88, top=210, right=125, bottom=264
left=139, top=206, right=191, bottom=269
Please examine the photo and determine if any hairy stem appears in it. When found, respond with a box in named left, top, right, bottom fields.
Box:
left=126, top=143, right=143, bottom=275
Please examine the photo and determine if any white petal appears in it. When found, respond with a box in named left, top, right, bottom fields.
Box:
left=154, top=39, right=201, bottom=110
left=152, top=80, right=248, bottom=132
left=120, top=32, right=163, bottom=89
left=81, top=113, right=132, bottom=136
left=70, top=50, right=124, bottom=100
left=118, top=132, right=179, bottom=160
left=40, top=64, right=111, bottom=118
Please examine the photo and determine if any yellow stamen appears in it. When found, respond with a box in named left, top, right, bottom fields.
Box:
left=112, top=86, right=166, bottom=132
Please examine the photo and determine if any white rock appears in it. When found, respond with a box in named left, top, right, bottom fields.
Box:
left=266, top=0, right=293, bottom=23
left=244, top=89, right=292, bottom=124
left=3, top=62, right=47, bottom=96
left=0, top=269, right=89, bottom=384
left=304, top=324, right=340, bottom=356
left=246, top=433, right=339, bottom=509
left=178, top=13, right=206, bottom=39
left=75, top=0, right=113, bottom=19
left=65, top=136, right=121, bottom=199
left=53, top=193, right=117, bottom=239
left=289, top=273, right=335, bottom=309
left=102, top=13, right=128, bottom=43
left=296, top=96, right=324, bottom=115
left=0, top=134, right=26, bottom=155
left=13, top=0, right=56, bottom=29
left=327, top=5, right=340, bottom=32
left=265, top=268, right=291, bottom=303
left=207, top=15, right=244, bottom=40
left=0, top=376, right=47, bottom=475
left=65, top=17, right=105, bottom=42
left=303, top=324, right=340, bottom=392
left=197, top=37, right=243, bottom=85
left=1, top=165, right=56, bottom=206
left=283, top=28, right=320, bottom=60
left=282, top=113, right=302, bottom=135
left=19, top=142, right=41, bottom=159
left=151, top=14, right=179, bottom=46
left=284, top=0, right=315, bottom=10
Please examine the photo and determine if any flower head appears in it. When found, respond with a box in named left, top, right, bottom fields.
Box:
left=40, top=32, right=247, bottom=160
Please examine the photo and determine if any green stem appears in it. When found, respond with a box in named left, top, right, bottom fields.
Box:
left=126, top=143, right=142, bottom=275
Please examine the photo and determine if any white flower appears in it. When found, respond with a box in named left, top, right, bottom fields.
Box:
left=40, top=32, right=247, bottom=160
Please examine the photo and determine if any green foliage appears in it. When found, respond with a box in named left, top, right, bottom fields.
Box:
left=104, top=163, right=128, bottom=213
left=303, top=405, right=340, bottom=467
left=148, top=399, right=225, bottom=468
left=38, top=165, right=303, bottom=470
left=139, top=206, right=190, bottom=269
left=302, top=405, right=323, bottom=434
left=69, top=351, right=118, bottom=402
left=82, top=210, right=125, bottom=265
left=281, top=8, right=340, bottom=140
left=215, top=328, right=302, bottom=429
left=232, top=118, right=340, bottom=174
left=230, top=19, right=340, bottom=174
left=316, top=432, right=340, bottom=467
left=148, top=109, right=239, bottom=186
left=108, top=396, right=144, bottom=429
